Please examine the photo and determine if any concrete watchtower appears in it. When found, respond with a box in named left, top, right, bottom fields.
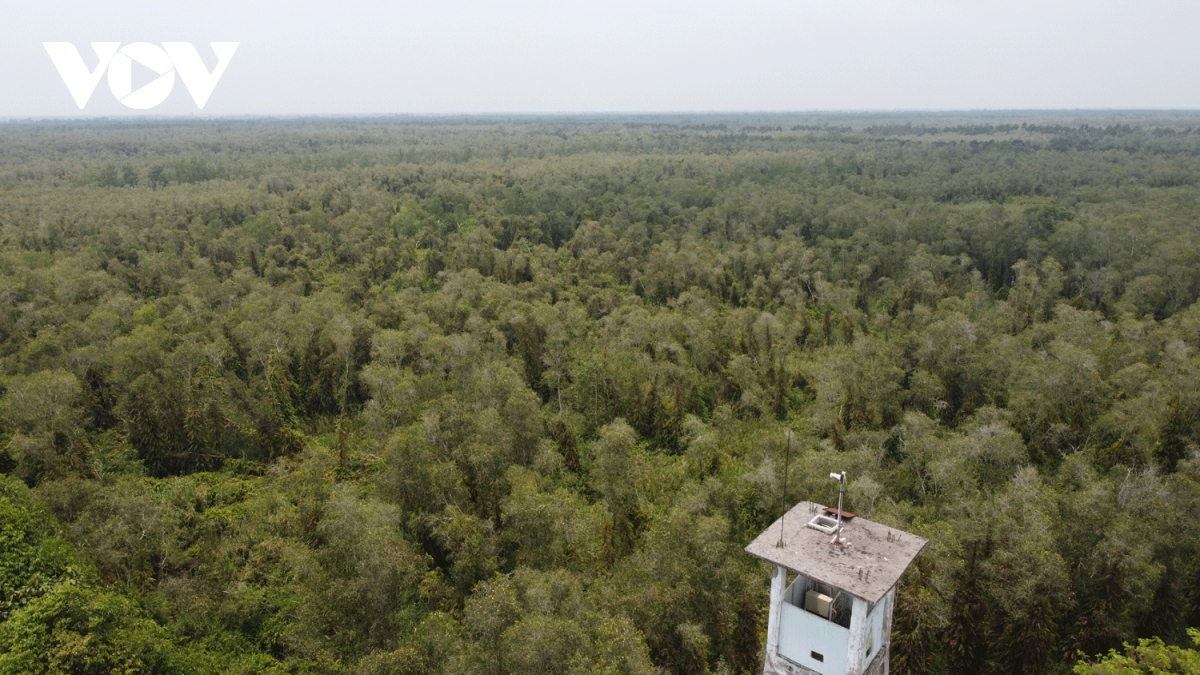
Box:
left=745, top=489, right=927, bottom=675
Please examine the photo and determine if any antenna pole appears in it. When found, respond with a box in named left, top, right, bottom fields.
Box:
left=836, top=471, right=846, bottom=542
left=829, top=470, right=846, bottom=545
left=776, top=430, right=793, bottom=548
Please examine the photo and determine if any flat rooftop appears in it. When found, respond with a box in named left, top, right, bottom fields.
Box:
left=744, top=501, right=928, bottom=604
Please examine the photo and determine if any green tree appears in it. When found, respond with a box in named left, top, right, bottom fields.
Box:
left=1074, top=629, right=1200, bottom=675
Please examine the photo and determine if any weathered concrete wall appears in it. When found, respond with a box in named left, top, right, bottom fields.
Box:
left=862, top=645, right=888, bottom=675
left=763, top=649, right=823, bottom=675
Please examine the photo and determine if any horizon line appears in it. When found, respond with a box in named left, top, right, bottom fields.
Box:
left=6, top=108, right=1200, bottom=122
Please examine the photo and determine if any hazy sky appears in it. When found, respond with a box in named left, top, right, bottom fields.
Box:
left=3, top=0, right=1199, bottom=117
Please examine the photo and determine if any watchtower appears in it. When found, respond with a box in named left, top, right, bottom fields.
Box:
left=745, top=491, right=927, bottom=675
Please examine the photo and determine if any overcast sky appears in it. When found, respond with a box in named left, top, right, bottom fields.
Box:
left=3, top=0, right=1199, bottom=117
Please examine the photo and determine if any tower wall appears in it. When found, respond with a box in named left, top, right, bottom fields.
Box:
left=764, top=648, right=823, bottom=675
left=762, top=579, right=899, bottom=675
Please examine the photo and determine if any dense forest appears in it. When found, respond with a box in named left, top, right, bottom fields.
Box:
left=1, top=113, right=1199, bottom=674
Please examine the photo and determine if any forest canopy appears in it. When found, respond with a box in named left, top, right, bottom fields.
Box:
left=1, top=112, right=1199, bottom=674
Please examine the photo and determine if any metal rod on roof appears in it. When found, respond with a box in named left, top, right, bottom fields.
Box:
left=829, top=471, right=846, bottom=546
left=776, top=430, right=793, bottom=548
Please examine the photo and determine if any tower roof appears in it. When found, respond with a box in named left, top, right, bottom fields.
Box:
left=744, top=501, right=928, bottom=604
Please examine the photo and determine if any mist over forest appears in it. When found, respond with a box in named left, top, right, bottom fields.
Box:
left=1, top=113, right=1199, bottom=674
